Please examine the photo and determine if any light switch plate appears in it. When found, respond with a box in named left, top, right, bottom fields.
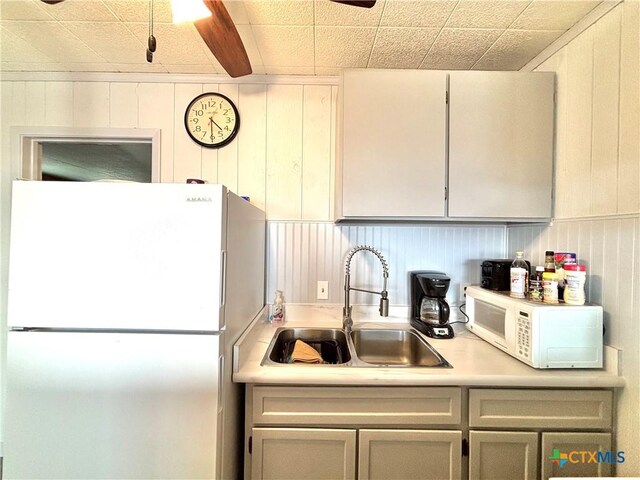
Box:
left=317, top=281, right=329, bottom=300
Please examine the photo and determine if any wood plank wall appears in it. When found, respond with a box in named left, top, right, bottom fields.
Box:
left=0, top=79, right=338, bottom=221
left=535, top=2, right=639, bottom=218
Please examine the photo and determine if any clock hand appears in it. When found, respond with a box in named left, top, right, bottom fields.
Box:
left=212, top=119, right=223, bottom=131
left=209, top=116, right=214, bottom=141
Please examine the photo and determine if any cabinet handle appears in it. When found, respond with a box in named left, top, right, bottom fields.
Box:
left=462, top=438, right=469, bottom=457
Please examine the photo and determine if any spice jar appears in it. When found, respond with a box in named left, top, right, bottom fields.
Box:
left=542, top=272, right=559, bottom=304
left=563, top=264, right=586, bottom=305
left=528, top=266, right=544, bottom=302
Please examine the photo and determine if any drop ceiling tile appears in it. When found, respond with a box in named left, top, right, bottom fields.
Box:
left=105, top=0, right=173, bottom=23
left=446, top=1, right=530, bottom=29
left=511, top=0, right=601, bottom=30
left=369, top=27, right=439, bottom=68
left=251, top=65, right=267, bottom=75
left=314, top=66, right=341, bottom=76
left=127, top=22, right=212, bottom=64
left=224, top=0, right=250, bottom=25
left=315, top=26, right=376, bottom=67
left=381, top=0, right=457, bottom=27
left=252, top=25, right=314, bottom=67
left=0, top=0, right=53, bottom=20
left=1, top=26, right=56, bottom=63
left=315, top=0, right=384, bottom=26
left=420, top=28, right=503, bottom=69
left=63, top=22, right=143, bottom=63
left=62, top=62, right=121, bottom=72
left=40, top=0, right=119, bottom=22
left=1, top=61, right=68, bottom=71
left=2, top=20, right=105, bottom=63
left=264, top=65, right=315, bottom=75
left=236, top=24, right=265, bottom=67
left=163, top=63, right=218, bottom=74
left=244, top=0, right=313, bottom=26
left=473, top=29, right=564, bottom=70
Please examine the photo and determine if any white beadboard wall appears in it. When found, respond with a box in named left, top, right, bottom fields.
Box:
left=266, top=222, right=507, bottom=307
left=522, top=1, right=639, bottom=475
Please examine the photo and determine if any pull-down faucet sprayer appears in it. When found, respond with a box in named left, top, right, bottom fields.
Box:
left=343, top=245, right=389, bottom=333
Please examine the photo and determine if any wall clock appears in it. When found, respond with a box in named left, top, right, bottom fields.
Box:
left=184, top=92, right=240, bottom=148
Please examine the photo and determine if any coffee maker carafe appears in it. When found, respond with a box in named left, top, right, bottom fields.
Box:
left=409, top=271, right=454, bottom=339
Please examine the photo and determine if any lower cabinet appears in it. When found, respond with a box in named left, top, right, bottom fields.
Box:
left=251, top=428, right=356, bottom=480
left=251, top=427, right=462, bottom=480
left=468, top=430, right=613, bottom=480
left=469, top=431, right=539, bottom=480
left=245, top=386, right=615, bottom=480
left=359, top=429, right=462, bottom=480
left=541, top=432, right=613, bottom=479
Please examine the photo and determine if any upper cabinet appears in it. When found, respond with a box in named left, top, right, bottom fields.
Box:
left=335, top=69, right=555, bottom=222
left=337, top=69, right=448, bottom=218
left=448, top=72, right=554, bottom=219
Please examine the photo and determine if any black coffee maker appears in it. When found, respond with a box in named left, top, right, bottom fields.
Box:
left=409, top=271, right=454, bottom=339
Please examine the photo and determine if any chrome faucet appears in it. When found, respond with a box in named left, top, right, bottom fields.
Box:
left=343, top=245, right=389, bottom=333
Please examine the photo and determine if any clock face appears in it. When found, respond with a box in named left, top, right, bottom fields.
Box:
left=184, top=92, right=240, bottom=148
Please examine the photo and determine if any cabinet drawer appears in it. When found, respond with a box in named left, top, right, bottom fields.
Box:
left=469, top=389, right=612, bottom=429
left=252, top=386, right=462, bottom=426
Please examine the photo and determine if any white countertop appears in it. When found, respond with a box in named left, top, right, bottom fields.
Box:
left=233, top=305, right=625, bottom=388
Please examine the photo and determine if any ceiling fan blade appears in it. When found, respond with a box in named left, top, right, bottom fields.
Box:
left=195, top=0, right=252, bottom=78
left=39, top=0, right=65, bottom=4
left=329, top=0, right=376, bottom=8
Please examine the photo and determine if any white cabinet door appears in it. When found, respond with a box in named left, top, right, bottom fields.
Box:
left=448, top=71, right=554, bottom=219
left=541, top=432, right=613, bottom=479
left=339, top=69, right=447, bottom=218
left=358, top=429, right=462, bottom=480
left=469, top=431, right=538, bottom=480
left=251, top=427, right=356, bottom=480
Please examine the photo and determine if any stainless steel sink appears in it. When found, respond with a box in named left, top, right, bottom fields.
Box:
left=350, top=328, right=451, bottom=367
left=262, top=326, right=451, bottom=368
left=261, top=328, right=351, bottom=366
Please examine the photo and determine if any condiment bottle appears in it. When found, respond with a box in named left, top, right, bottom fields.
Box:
left=528, top=266, right=544, bottom=302
left=542, top=272, right=559, bottom=304
left=544, top=250, right=555, bottom=272
left=510, top=251, right=529, bottom=299
left=563, top=264, right=587, bottom=305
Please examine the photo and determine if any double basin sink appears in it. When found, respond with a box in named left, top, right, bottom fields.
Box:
left=262, top=327, right=451, bottom=368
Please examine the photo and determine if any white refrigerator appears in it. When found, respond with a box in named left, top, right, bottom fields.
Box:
left=5, top=181, right=265, bottom=479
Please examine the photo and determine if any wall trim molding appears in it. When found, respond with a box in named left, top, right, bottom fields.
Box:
left=0, top=71, right=340, bottom=86
left=520, top=0, right=623, bottom=71
left=546, top=213, right=640, bottom=224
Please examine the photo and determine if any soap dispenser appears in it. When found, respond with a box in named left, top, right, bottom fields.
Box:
left=270, top=290, right=286, bottom=326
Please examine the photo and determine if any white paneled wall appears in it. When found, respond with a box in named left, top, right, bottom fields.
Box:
left=0, top=78, right=338, bottom=220
left=526, top=2, right=639, bottom=475
left=266, top=222, right=507, bottom=306
left=536, top=2, right=639, bottom=218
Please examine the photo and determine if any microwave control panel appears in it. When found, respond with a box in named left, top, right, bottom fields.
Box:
left=516, top=311, right=532, bottom=361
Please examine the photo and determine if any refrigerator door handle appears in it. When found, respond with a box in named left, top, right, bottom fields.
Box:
left=218, top=355, right=224, bottom=414
left=220, top=250, right=227, bottom=308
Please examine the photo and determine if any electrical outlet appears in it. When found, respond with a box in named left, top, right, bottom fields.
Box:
left=459, top=283, right=472, bottom=303
left=317, top=281, right=329, bottom=300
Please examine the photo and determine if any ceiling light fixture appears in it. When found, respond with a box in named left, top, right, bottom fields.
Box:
left=171, top=0, right=212, bottom=23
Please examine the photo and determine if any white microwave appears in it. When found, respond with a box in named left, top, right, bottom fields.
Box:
left=465, top=286, right=603, bottom=369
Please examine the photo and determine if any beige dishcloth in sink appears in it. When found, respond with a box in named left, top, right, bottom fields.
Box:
left=291, top=340, right=323, bottom=364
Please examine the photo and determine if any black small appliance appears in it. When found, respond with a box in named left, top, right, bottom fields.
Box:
left=409, top=271, right=454, bottom=339
left=481, top=259, right=531, bottom=291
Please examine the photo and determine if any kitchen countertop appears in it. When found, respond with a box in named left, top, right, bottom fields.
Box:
left=233, top=305, right=625, bottom=388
